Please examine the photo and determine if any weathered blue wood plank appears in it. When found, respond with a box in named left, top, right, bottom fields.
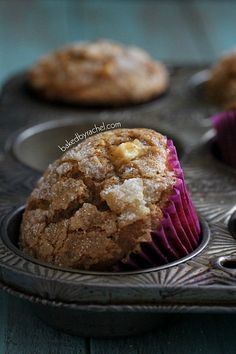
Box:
left=0, top=290, right=86, bottom=354
left=193, top=0, right=236, bottom=58
left=67, top=0, right=203, bottom=63
left=0, top=0, right=69, bottom=83
left=0, top=292, right=7, bottom=354
left=91, top=314, right=236, bottom=354
left=178, top=1, right=215, bottom=62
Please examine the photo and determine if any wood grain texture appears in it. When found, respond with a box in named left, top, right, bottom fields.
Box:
left=0, top=292, right=7, bottom=354
left=0, top=292, right=86, bottom=354
left=93, top=314, right=236, bottom=354
left=66, top=0, right=202, bottom=62
left=0, top=0, right=68, bottom=83
left=193, top=0, right=236, bottom=57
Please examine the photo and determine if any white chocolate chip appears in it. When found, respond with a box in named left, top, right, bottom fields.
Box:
left=100, top=178, right=150, bottom=226
left=111, top=139, right=145, bottom=166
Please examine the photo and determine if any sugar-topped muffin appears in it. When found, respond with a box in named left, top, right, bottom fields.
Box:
left=207, top=50, right=236, bottom=109
left=20, top=128, right=200, bottom=271
left=29, top=39, right=169, bottom=106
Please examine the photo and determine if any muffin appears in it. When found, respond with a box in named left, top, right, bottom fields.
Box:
left=20, top=128, right=201, bottom=271
left=29, top=39, right=169, bottom=106
left=207, top=50, right=236, bottom=109
left=211, top=111, right=236, bottom=169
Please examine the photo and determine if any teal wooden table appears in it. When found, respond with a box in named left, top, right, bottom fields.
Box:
left=1, top=1, right=236, bottom=353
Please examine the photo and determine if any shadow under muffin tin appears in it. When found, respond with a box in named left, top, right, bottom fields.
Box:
left=0, top=65, right=236, bottom=337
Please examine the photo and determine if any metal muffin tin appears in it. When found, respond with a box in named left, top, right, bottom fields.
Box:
left=0, top=66, right=236, bottom=337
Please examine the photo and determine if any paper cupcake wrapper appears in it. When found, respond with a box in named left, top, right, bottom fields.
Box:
left=117, top=140, right=201, bottom=271
left=212, top=111, right=236, bottom=168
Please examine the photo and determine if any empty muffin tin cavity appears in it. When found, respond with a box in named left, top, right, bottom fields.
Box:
left=213, top=256, right=236, bottom=274
left=9, top=118, right=184, bottom=172
left=1, top=206, right=210, bottom=275
left=212, top=210, right=236, bottom=272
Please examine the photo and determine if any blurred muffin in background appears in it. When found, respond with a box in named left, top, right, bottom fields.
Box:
left=20, top=128, right=201, bottom=272
left=29, top=39, right=169, bottom=106
left=207, top=50, right=236, bottom=109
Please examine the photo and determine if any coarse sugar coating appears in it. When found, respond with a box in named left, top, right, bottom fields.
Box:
left=20, top=128, right=177, bottom=270
left=29, top=39, right=169, bottom=106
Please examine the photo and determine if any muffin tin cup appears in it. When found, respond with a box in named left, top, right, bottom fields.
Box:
left=3, top=276, right=236, bottom=338
left=1, top=205, right=210, bottom=276
left=1, top=66, right=236, bottom=337
left=189, top=128, right=236, bottom=180
left=0, top=205, right=212, bottom=337
left=0, top=277, right=180, bottom=338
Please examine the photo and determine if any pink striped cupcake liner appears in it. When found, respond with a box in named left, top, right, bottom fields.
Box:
left=117, top=140, right=201, bottom=271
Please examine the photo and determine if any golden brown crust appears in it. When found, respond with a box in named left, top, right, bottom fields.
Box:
left=29, top=39, right=169, bottom=106
left=207, top=51, right=236, bottom=108
left=20, top=128, right=176, bottom=270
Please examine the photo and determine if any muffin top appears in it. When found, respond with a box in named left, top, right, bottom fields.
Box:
left=207, top=50, right=236, bottom=109
left=20, top=128, right=176, bottom=270
left=29, top=39, right=169, bottom=106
